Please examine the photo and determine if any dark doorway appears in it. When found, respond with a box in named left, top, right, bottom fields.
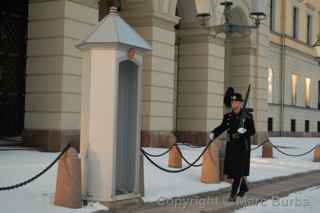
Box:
left=115, top=60, right=138, bottom=195
left=0, top=1, right=28, bottom=137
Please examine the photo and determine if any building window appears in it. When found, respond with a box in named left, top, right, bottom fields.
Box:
left=305, top=120, right=310, bottom=132
left=307, top=14, right=313, bottom=45
left=293, top=7, right=299, bottom=39
left=291, top=119, right=296, bottom=132
left=268, top=68, right=273, bottom=103
left=291, top=74, right=298, bottom=105
left=305, top=78, right=311, bottom=108
left=317, top=121, right=320, bottom=133
left=270, top=0, right=276, bottom=31
left=268, top=117, right=273, bottom=132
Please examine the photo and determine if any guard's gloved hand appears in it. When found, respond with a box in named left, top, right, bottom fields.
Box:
left=237, top=128, right=247, bottom=134
left=209, top=132, right=215, bottom=140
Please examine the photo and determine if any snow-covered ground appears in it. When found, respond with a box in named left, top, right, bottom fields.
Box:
left=236, top=186, right=320, bottom=213
left=0, top=137, right=319, bottom=212
left=143, top=137, right=320, bottom=202
left=0, top=150, right=108, bottom=213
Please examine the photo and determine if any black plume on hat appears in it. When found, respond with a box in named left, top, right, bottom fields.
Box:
left=224, top=87, right=234, bottom=108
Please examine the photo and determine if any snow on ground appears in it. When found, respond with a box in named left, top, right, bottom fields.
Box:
left=143, top=137, right=320, bottom=202
left=0, top=149, right=108, bottom=213
left=235, top=186, right=320, bottom=213
left=0, top=137, right=319, bottom=212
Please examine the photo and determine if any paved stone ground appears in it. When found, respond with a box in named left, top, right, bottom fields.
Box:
left=96, top=169, right=320, bottom=213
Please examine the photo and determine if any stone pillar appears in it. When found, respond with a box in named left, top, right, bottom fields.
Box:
left=177, top=24, right=225, bottom=145
left=23, top=0, right=98, bottom=151
left=119, top=0, right=180, bottom=147
left=227, top=2, right=270, bottom=145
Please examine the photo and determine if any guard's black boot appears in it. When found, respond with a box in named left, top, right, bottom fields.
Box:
left=237, top=178, right=249, bottom=197
left=237, top=189, right=248, bottom=197
left=228, top=194, right=237, bottom=202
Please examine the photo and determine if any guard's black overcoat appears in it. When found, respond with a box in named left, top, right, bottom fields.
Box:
left=212, top=111, right=256, bottom=178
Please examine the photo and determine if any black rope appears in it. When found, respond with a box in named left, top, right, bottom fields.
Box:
left=141, top=139, right=215, bottom=173
left=250, top=140, right=269, bottom=151
left=270, top=143, right=319, bottom=157
left=141, top=143, right=176, bottom=158
left=250, top=139, right=319, bottom=157
left=0, top=144, right=71, bottom=191
left=142, top=142, right=205, bottom=159
left=175, top=145, right=202, bottom=167
left=177, top=142, right=205, bottom=148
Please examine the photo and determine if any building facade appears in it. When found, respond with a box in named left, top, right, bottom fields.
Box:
left=0, top=0, right=319, bottom=151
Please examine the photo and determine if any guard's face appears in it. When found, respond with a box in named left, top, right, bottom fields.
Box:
left=231, top=100, right=242, bottom=111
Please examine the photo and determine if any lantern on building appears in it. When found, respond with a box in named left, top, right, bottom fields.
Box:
left=194, top=0, right=211, bottom=25
left=249, top=0, right=267, bottom=25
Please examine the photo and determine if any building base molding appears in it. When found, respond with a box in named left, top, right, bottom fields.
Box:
left=23, top=129, right=80, bottom=152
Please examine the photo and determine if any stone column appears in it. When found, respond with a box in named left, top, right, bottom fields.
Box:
left=228, top=2, right=270, bottom=144
left=177, top=23, right=225, bottom=145
left=118, top=0, right=180, bottom=147
left=24, top=0, right=98, bottom=151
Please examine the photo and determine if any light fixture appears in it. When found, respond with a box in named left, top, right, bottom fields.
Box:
left=313, top=33, right=320, bottom=65
left=195, top=0, right=267, bottom=33
left=249, top=0, right=267, bottom=26
left=194, top=0, right=211, bottom=25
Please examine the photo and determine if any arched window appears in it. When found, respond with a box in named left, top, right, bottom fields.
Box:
left=268, top=67, right=273, bottom=103
left=305, top=78, right=311, bottom=108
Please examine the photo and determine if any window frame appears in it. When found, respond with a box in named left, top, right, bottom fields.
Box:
left=268, top=117, right=273, bottom=132
left=306, top=14, right=313, bottom=45
left=305, top=120, right=310, bottom=133
left=293, top=6, right=299, bottom=39
left=268, top=67, right=273, bottom=103
left=291, top=74, right=299, bottom=105
left=305, top=77, right=311, bottom=108
left=291, top=119, right=296, bottom=132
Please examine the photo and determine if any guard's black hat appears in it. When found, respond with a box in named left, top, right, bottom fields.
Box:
left=231, top=93, right=243, bottom=102
left=224, top=87, right=244, bottom=108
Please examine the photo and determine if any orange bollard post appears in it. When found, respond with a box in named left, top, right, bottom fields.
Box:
left=54, top=147, right=82, bottom=209
left=262, top=142, right=273, bottom=158
left=201, top=143, right=220, bottom=184
left=314, top=146, right=320, bottom=162
left=168, top=145, right=182, bottom=168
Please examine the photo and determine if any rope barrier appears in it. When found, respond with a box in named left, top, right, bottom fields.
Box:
left=270, top=143, right=319, bottom=157
left=142, top=143, right=176, bottom=158
left=250, top=140, right=269, bottom=151
left=249, top=139, right=319, bottom=157
left=141, top=142, right=205, bottom=159
left=177, top=142, right=205, bottom=148
left=0, top=143, right=71, bottom=191
left=175, top=145, right=202, bottom=167
left=140, top=139, right=215, bottom=173
left=142, top=138, right=320, bottom=173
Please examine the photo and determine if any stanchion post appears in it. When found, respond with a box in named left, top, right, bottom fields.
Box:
left=262, top=141, right=273, bottom=158
left=168, top=145, right=182, bottom=168
left=54, top=147, right=82, bottom=209
left=314, top=145, right=320, bottom=162
left=201, top=143, right=220, bottom=183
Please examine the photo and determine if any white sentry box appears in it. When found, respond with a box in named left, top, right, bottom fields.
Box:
left=77, top=7, right=151, bottom=204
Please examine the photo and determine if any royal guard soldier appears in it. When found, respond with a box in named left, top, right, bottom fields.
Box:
left=209, top=87, right=256, bottom=202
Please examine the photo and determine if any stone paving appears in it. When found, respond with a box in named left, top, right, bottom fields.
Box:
left=96, top=169, right=320, bottom=213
